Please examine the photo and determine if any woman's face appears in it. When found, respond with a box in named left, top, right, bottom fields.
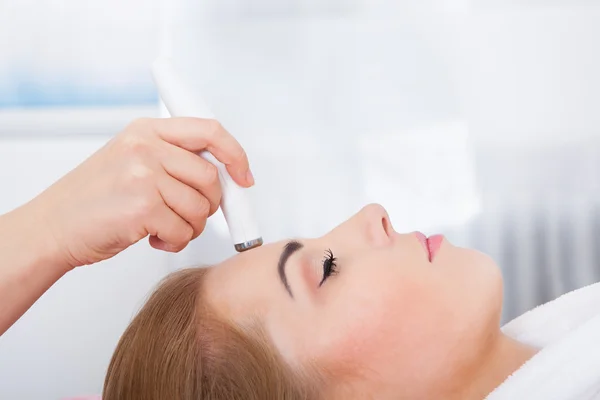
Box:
left=206, top=204, right=503, bottom=398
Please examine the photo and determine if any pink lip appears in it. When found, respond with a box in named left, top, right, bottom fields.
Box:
left=414, top=232, right=444, bottom=262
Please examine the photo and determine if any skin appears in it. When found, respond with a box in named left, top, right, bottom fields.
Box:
left=206, top=204, right=538, bottom=399
left=0, top=117, right=253, bottom=335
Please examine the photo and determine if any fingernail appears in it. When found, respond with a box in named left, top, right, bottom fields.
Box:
left=246, top=170, right=255, bottom=186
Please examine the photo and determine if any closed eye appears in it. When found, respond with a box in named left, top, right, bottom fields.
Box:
left=319, top=249, right=338, bottom=287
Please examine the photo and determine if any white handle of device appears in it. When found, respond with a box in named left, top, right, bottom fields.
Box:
left=151, top=56, right=262, bottom=252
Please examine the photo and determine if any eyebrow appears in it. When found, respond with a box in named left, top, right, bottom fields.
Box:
left=278, top=240, right=304, bottom=298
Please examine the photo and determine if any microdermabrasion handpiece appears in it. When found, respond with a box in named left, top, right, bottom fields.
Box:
left=151, top=57, right=263, bottom=252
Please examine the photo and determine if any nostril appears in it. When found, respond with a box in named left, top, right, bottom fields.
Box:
left=381, top=216, right=391, bottom=238
left=361, top=203, right=394, bottom=244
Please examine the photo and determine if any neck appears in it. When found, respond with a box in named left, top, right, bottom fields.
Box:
left=451, top=333, right=538, bottom=400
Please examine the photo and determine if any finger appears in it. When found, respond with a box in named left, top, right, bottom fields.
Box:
left=150, top=117, right=253, bottom=187
left=145, top=204, right=194, bottom=252
left=149, top=235, right=189, bottom=253
left=157, top=174, right=213, bottom=240
left=159, top=142, right=222, bottom=216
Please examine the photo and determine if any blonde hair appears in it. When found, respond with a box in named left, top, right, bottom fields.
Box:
left=103, top=268, right=319, bottom=400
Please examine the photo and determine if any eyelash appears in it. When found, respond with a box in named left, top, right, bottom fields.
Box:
left=319, top=249, right=338, bottom=287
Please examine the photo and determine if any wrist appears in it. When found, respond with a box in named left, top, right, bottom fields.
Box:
left=0, top=201, right=73, bottom=334
left=5, top=200, right=73, bottom=275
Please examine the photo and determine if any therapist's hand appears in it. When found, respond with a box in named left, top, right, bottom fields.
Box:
left=29, top=117, right=254, bottom=270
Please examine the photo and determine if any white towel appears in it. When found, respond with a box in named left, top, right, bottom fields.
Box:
left=486, top=282, right=600, bottom=400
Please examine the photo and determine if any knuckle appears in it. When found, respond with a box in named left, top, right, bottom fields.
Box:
left=196, top=196, right=211, bottom=218
left=119, top=132, right=149, bottom=155
left=125, top=118, right=153, bottom=137
left=178, top=223, right=194, bottom=240
left=123, top=161, right=154, bottom=188
left=173, top=226, right=194, bottom=249
left=130, top=117, right=153, bottom=129
left=119, top=118, right=156, bottom=153
left=133, top=194, right=158, bottom=218
left=185, top=223, right=194, bottom=239
left=205, top=119, right=223, bottom=140
left=232, top=145, right=247, bottom=164
left=203, top=162, right=219, bottom=184
left=183, top=193, right=211, bottom=229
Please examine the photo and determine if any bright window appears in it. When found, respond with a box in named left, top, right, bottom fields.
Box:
left=0, top=0, right=161, bottom=108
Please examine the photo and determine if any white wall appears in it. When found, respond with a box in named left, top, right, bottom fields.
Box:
left=465, top=3, right=600, bottom=145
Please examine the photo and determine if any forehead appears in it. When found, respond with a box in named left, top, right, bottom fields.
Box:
left=204, top=240, right=288, bottom=320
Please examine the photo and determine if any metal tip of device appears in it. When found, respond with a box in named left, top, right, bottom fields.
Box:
left=234, top=238, right=264, bottom=252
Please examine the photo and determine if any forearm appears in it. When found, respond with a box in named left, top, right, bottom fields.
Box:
left=0, top=202, right=69, bottom=335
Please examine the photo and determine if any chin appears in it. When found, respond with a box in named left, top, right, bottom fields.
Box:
left=470, top=252, right=504, bottom=329
left=448, top=247, right=504, bottom=325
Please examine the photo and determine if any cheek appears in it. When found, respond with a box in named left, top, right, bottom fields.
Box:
left=310, top=251, right=503, bottom=381
left=312, top=270, right=447, bottom=377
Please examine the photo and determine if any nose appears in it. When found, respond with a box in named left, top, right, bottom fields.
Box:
left=331, top=203, right=393, bottom=248
left=361, top=203, right=393, bottom=245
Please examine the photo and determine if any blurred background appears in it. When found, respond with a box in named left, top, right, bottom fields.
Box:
left=1, top=0, right=600, bottom=398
